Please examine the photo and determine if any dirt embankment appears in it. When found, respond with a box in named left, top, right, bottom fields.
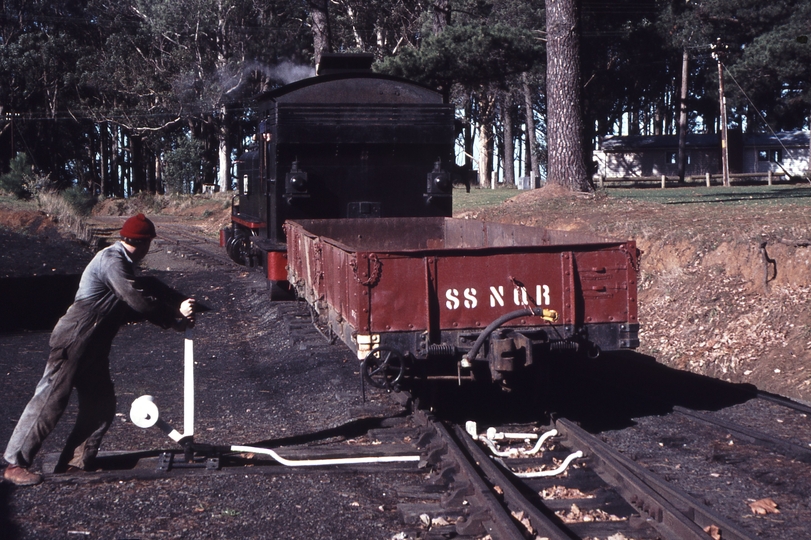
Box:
left=468, top=186, right=811, bottom=404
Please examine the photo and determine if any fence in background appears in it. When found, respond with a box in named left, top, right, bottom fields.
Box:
left=597, top=171, right=790, bottom=188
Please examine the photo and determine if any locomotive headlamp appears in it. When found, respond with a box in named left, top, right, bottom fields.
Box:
left=426, top=160, right=451, bottom=194
left=289, top=173, right=308, bottom=192
left=285, top=160, right=310, bottom=203
left=424, top=160, right=452, bottom=209
left=432, top=172, right=451, bottom=192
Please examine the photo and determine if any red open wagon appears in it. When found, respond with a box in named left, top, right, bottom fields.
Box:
left=285, top=217, right=639, bottom=388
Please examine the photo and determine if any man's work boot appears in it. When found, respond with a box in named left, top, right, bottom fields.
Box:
left=3, top=465, right=43, bottom=486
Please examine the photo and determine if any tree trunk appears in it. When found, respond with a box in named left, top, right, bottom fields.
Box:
left=478, top=121, right=493, bottom=188
left=100, top=122, right=110, bottom=197
left=131, top=134, right=146, bottom=194
left=155, top=154, right=164, bottom=195
left=477, top=93, right=496, bottom=188
left=654, top=101, right=664, bottom=136
left=628, top=109, right=639, bottom=136
left=522, top=73, right=540, bottom=185
left=677, top=49, right=689, bottom=183
left=218, top=104, right=231, bottom=191
left=199, top=115, right=216, bottom=193
left=464, top=100, right=475, bottom=185
left=342, top=3, right=365, bottom=49
left=546, top=0, right=590, bottom=191
left=112, top=127, right=123, bottom=198
left=310, top=0, right=331, bottom=67
left=433, top=0, right=451, bottom=34
left=502, top=95, right=515, bottom=188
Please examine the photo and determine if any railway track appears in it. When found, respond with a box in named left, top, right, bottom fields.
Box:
left=410, top=411, right=763, bottom=539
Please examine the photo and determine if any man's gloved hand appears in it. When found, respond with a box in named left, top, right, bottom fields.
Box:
left=178, top=298, right=196, bottom=328
left=180, top=298, right=196, bottom=317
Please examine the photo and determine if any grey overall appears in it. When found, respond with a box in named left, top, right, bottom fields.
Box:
left=4, top=241, right=176, bottom=471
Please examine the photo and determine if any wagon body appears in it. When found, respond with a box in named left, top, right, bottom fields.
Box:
left=286, top=217, right=639, bottom=383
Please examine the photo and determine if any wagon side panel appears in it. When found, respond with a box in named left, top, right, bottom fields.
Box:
left=286, top=224, right=322, bottom=305
left=433, top=251, right=575, bottom=331
left=574, top=245, right=637, bottom=324
left=573, top=242, right=640, bottom=350
left=319, top=242, right=360, bottom=330
left=367, top=255, right=430, bottom=333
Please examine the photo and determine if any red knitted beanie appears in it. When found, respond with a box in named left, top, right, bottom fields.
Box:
left=120, top=213, right=156, bottom=240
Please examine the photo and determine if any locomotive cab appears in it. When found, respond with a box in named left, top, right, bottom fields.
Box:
left=223, top=53, right=456, bottom=293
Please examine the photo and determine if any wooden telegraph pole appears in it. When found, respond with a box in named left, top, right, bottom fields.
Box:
left=712, top=38, right=730, bottom=187
left=677, top=49, right=689, bottom=183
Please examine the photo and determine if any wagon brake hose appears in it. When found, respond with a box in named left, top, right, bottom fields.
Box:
left=511, top=450, right=584, bottom=478
left=463, top=307, right=558, bottom=364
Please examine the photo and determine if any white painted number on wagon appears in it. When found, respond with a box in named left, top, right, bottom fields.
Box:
left=445, top=284, right=551, bottom=310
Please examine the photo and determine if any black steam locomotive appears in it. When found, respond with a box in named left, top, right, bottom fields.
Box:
left=221, top=54, right=456, bottom=292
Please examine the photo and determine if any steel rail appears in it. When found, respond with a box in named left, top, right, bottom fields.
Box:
left=448, top=423, right=574, bottom=540
left=756, top=390, right=811, bottom=416
left=673, top=405, right=811, bottom=464
left=430, top=419, right=529, bottom=539
left=556, top=418, right=757, bottom=540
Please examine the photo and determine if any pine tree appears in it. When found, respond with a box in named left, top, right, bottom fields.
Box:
left=546, top=0, right=590, bottom=191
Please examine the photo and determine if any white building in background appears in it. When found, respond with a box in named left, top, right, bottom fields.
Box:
left=593, top=129, right=810, bottom=180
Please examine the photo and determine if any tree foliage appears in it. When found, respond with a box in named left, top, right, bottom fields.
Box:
left=0, top=0, right=807, bottom=196
left=378, top=22, right=542, bottom=93
left=659, top=0, right=811, bottom=132
left=0, top=153, right=36, bottom=199
left=163, top=134, right=204, bottom=194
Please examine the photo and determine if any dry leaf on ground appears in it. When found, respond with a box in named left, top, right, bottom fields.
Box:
left=749, top=498, right=780, bottom=515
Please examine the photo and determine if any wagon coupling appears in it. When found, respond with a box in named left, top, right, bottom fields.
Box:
left=464, top=307, right=558, bottom=364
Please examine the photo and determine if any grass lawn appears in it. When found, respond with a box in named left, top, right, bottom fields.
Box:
left=604, top=183, right=811, bottom=206
left=452, top=182, right=811, bottom=214
left=452, top=186, right=521, bottom=213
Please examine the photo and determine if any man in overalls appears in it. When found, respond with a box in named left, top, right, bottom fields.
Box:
left=3, top=214, right=195, bottom=485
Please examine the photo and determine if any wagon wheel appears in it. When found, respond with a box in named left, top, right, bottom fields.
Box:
left=362, top=347, right=405, bottom=390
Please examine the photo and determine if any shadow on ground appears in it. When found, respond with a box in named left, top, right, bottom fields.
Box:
left=419, top=351, right=757, bottom=433
left=1, top=481, right=22, bottom=540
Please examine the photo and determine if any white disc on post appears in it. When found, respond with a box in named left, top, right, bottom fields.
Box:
left=130, top=395, right=160, bottom=429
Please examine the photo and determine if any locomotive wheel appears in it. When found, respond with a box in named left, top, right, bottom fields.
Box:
left=226, top=229, right=251, bottom=266
left=362, top=347, right=405, bottom=390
